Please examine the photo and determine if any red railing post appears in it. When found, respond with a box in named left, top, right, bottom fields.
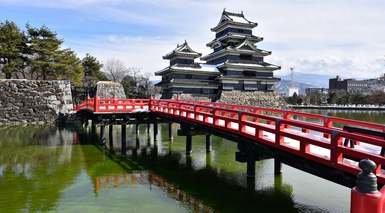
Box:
left=330, top=130, right=342, bottom=165
left=351, top=159, right=385, bottom=213
left=283, top=111, right=290, bottom=129
left=94, top=96, right=99, bottom=112
left=148, top=96, right=152, bottom=111
left=323, top=117, right=333, bottom=138
left=275, top=118, right=284, bottom=145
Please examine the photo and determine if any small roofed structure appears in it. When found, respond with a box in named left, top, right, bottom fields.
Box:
left=155, top=41, right=219, bottom=100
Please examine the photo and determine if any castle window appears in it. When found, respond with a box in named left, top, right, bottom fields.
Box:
left=243, top=71, right=256, bottom=77
left=240, top=54, right=252, bottom=60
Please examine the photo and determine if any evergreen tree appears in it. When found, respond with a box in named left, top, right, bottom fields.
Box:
left=0, top=20, right=24, bottom=79
left=121, top=75, right=136, bottom=98
left=25, top=24, right=84, bottom=84
left=81, top=53, right=107, bottom=81
left=55, top=49, right=84, bottom=85
left=26, top=24, right=63, bottom=80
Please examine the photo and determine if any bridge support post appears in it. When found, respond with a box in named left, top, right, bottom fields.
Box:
left=186, top=135, right=192, bottom=155
left=136, top=123, right=139, bottom=135
left=109, top=125, right=113, bottom=151
left=91, top=120, right=96, bottom=136
left=135, top=124, right=140, bottom=151
left=168, top=123, right=173, bottom=141
left=153, top=121, right=158, bottom=142
left=99, top=125, right=105, bottom=145
left=246, top=159, right=256, bottom=191
left=274, top=157, right=282, bottom=176
left=351, top=159, right=384, bottom=213
left=146, top=122, right=151, bottom=146
left=121, top=124, right=127, bottom=156
left=247, top=159, right=256, bottom=178
left=205, top=135, right=212, bottom=153
left=136, top=123, right=140, bottom=145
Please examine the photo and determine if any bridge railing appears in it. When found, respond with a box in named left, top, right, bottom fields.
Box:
left=75, top=97, right=150, bottom=113
left=150, top=99, right=385, bottom=184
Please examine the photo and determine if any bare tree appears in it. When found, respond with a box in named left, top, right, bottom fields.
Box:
left=103, top=58, right=129, bottom=82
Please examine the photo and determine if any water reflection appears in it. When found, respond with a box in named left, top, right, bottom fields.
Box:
left=0, top=126, right=81, bottom=212
left=301, top=109, right=385, bottom=124
left=0, top=124, right=336, bottom=212
left=94, top=172, right=213, bottom=212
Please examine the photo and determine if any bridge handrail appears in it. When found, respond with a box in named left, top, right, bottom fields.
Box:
left=149, top=99, right=385, bottom=184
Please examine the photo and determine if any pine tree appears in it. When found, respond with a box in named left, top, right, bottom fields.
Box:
left=55, top=48, right=84, bottom=85
left=26, top=24, right=63, bottom=80
left=81, top=53, right=107, bottom=82
left=0, top=20, right=24, bottom=79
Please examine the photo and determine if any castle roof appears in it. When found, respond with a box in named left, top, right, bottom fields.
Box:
left=155, top=63, right=219, bottom=75
left=206, top=33, right=263, bottom=48
left=163, top=41, right=202, bottom=60
left=211, top=9, right=257, bottom=32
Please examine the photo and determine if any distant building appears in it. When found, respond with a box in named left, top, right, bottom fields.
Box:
left=155, top=9, right=281, bottom=99
left=329, top=75, right=385, bottom=94
left=287, top=86, right=299, bottom=97
left=305, top=87, right=329, bottom=96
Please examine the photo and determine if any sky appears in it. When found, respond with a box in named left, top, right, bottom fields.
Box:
left=1, top=0, right=385, bottom=80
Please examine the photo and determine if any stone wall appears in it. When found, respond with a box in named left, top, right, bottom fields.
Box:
left=171, top=94, right=211, bottom=102
left=0, top=79, right=73, bottom=125
left=219, top=91, right=287, bottom=108
left=95, top=81, right=126, bottom=98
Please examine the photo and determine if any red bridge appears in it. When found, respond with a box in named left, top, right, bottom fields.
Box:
left=76, top=97, right=385, bottom=213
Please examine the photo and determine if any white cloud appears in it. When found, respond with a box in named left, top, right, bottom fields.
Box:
left=3, top=0, right=385, bottom=80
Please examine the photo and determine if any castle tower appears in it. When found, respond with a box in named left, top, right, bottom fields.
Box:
left=155, top=41, right=219, bottom=99
left=201, top=9, right=280, bottom=91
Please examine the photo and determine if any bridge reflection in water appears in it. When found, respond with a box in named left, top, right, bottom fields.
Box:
left=94, top=172, right=214, bottom=212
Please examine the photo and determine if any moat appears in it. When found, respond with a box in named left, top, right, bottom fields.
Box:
left=1, top=110, right=384, bottom=212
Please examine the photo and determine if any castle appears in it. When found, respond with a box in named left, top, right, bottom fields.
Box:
left=155, top=9, right=280, bottom=100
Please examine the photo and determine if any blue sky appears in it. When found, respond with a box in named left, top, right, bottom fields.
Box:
left=1, top=0, right=385, bottom=80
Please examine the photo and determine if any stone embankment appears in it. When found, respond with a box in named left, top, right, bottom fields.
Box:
left=219, top=91, right=287, bottom=108
left=0, top=79, right=73, bottom=125
left=171, top=94, right=211, bottom=101
left=96, top=81, right=126, bottom=98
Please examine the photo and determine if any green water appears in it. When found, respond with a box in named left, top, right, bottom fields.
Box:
left=1, top=110, right=381, bottom=212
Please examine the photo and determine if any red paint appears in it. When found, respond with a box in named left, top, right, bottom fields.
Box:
left=351, top=187, right=385, bottom=213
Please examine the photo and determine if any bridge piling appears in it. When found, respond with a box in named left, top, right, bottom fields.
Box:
left=108, top=125, right=113, bottom=151
left=136, top=123, right=140, bottom=146
left=247, top=159, right=256, bottom=178
left=246, top=159, right=256, bottom=191
left=186, top=135, right=192, bottom=155
left=121, top=124, right=127, bottom=156
left=91, top=120, right=96, bottom=136
left=274, top=157, right=282, bottom=176
left=136, top=125, right=140, bottom=150
left=205, top=135, right=212, bottom=153
left=168, top=123, right=173, bottom=141
left=99, top=125, right=105, bottom=145
left=153, top=121, right=158, bottom=142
